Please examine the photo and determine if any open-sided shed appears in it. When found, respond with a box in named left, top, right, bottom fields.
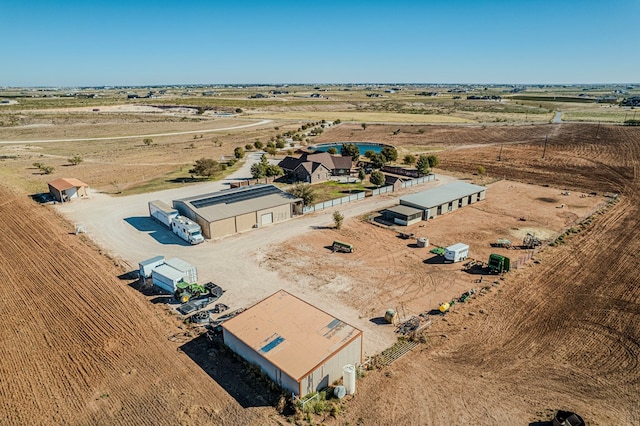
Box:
left=400, top=181, right=486, bottom=220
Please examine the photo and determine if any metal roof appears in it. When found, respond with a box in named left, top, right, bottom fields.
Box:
left=139, top=255, right=165, bottom=267
left=152, top=264, right=185, bottom=282
left=400, top=181, right=486, bottom=209
left=384, top=204, right=423, bottom=217
left=165, top=257, right=195, bottom=273
left=47, top=178, right=89, bottom=191
left=174, top=185, right=301, bottom=223
left=221, top=290, right=362, bottom=381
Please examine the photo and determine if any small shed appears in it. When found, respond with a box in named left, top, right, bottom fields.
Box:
left=150, top=257, right=197, bottom=293
left=47, top=178, right=90, bottom=203
left=222, top=290, right=363, bottom=396
left=382, top=205, right=423, bottom=226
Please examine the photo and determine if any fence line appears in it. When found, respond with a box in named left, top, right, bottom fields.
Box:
left=302, top=174, right=435, bottom=213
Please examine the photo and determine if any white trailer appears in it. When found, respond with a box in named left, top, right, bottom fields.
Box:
left=151, top=257, right=198, bottom=294
left=149, top=200, right=179, bottom=228
left=148, top=200, right=204, bottom=244
left=444, top=243, right=469, bottom=263
left=139, top=255, right=165, bottom=279
left=171, top=216, right=204, bottom=245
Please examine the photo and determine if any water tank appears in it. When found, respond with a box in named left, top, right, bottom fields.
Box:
left=343, top=364, right=356, bottom=395
left=384, top=309, right=398, bottom=324
left=417, top=237, right=429, bottom=248
left=333, top=385, right=347, bottom=399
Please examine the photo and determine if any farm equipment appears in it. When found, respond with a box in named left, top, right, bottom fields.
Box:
left=332, top=240, right=354, bottom=253
left=430, top=246, right=445, bottom=256
left=492, top=238, right=512, bottom=249
left=488, top=254, right=511, bottom=273
left=458, top=288, right=477, bottom=303
left=398, top=232, right=415, bottom=240
left=176, top=283, right=224, bottom=315
left=175, top=282, right=208, bottom=303
left=522, top=232, right=542, bottom=249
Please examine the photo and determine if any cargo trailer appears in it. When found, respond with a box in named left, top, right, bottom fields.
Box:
left=444, top=243, right=469, bottom=263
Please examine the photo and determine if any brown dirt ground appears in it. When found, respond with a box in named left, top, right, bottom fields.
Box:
left=1, top=122, right=639, bottom=425
left=263, top=180, right=606, bottom=324
left=0, top=185, right=281, bottom=425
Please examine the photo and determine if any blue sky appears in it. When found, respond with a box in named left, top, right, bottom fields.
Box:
left=2, top=0, right=639, bottom=86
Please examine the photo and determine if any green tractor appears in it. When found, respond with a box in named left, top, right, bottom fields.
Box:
left=174, top=282, right=209, bottom=304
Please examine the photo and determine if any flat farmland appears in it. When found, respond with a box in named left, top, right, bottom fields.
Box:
left=0, top=105, right=638, bottom=426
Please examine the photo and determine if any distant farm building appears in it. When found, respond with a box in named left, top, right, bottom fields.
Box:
left=47, top=178, right=90, bottom=203
left=221, top=290, right=363, bottom=396
left=388, top=181, right=486, bottom=222
left=278, top=152, right=352, bottom=183
left=172, top=184, right=302, bottom=239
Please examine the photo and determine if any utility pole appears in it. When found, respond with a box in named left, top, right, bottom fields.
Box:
left=498, top=144, right=503, bottom=161
left=595, top=121, right=601, bottom=139
left=542, top=135, right=548, bottom=159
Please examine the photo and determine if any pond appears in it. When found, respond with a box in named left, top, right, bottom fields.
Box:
left=309, top=142, right=393, bottom=155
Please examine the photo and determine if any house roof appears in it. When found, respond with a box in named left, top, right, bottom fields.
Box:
left=400, top=181, right=486, bottom=209
left=174, top=184, right=301, bottom=223
left=222, top=290, right=362, bottom=381
left=278, top=152, right=352, bottom=173
left=294, top=161, right=330, bottom=176
left=277, top=156, right=302, bottom=172
left=47, top=178, right=89, bottom=191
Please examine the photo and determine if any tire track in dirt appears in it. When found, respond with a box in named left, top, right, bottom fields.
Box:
left=0, top=187, right=273, bottom=425
left=338, top=124, right=640, bottom=425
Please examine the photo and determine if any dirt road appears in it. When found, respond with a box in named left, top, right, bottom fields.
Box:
left=0, top=119, right=272, bottom=144
left=56, top=165, right=456, bottom=355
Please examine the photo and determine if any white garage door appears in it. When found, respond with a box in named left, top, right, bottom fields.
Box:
left=261, top=213, right=273, bottom=225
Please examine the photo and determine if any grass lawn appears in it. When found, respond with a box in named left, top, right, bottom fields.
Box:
left=309, top=180, right=378, bottom=203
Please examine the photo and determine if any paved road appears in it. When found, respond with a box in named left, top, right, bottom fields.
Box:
left=0, top=119, right=272, bottom=144
left=57, top=168, right=457, bottom=354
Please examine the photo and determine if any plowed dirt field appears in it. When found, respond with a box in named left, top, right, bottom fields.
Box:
left=320, top=124, right=640, bottom=425
left=1, top=123, right=638, bottom=425
left=0, top=187, right=278, bottom=425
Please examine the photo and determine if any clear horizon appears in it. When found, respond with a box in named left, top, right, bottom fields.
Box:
left=3, top=0, right=639, bottom=87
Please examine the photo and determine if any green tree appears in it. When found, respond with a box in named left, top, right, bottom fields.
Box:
left=254, top=140, right=264, bottom=150
left=234, top=146, right=245, bottom=159
left=327, top=147, right=338, bottom=155
left=381, top=146, right=398, bottom=163
left=416, top=155, right=431, bottom=176
left=190, top=158, right=222, bottom=178
left=427, top=155, right=439, bottom=167
left=477, top=165, right=486, bottom=175
left=143, top=138, right=153, bottom=146
left=370, top=170, right=385, bottom=186
left=403, top=154, right=416, bottom=165
left=287, top=183, right=317, bottom=206
left=68, top=154, right=83, bottom=166
left=251, top=154, right=283, bottom=178
left=340, top=143, right=360, bottom=161
left=364, top=150, right=376, bottom=159
left=275, top=140, right=286, bottom=149
left=370, top=153, right=386, bottom=169
left=361, top=122, right=368, bottom=130
left=333, top=211, right=344, bottom=230
left=266, top=146, right=278, bottom=157
left=358, top=167, right=366, bottom=182
left=245, top=144, right=253, bottom=151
